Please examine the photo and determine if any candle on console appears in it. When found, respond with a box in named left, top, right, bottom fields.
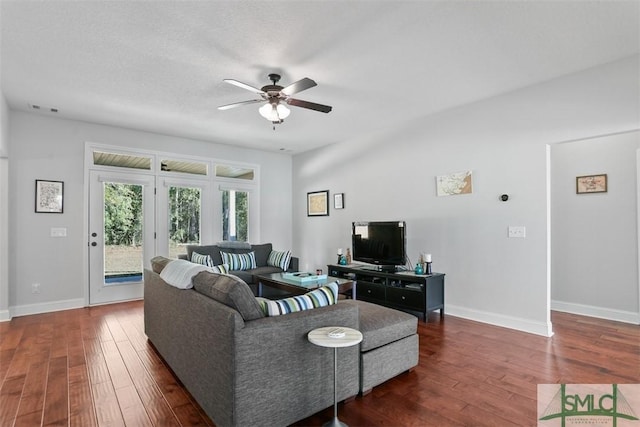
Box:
left=424, top=253, right=432, bottom=263
left=337, top=248, right=343, bottom=255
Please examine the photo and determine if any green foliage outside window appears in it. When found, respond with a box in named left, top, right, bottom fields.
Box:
left=104, top=183, right=142, bottom=246
left=169, top=186, right=201, bottom=244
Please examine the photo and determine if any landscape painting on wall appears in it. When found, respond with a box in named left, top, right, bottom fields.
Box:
left=436, top=171, right=473, bottom=196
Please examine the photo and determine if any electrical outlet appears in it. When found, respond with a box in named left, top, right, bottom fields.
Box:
left=32, top=283, right=41, bottom=294
left=508, top=226, right=526, bottom=238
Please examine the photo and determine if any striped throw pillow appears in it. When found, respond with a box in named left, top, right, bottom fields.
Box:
left=210, top=263, right=230, bottom=274
left=191, top=251, right=213, bottom=267
left=257, top=281, right=339, bottom=316
left=220, top=251, right=256, bottom=271
left=267, top=249, right=292, bottom=271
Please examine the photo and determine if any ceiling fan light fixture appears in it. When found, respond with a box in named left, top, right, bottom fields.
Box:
left=259, top=102, right=290, bottom=122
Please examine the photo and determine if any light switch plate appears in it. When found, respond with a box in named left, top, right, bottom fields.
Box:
left=508, top=226, right=526, bottom=238
left=51, top=227, right=67, bottom=237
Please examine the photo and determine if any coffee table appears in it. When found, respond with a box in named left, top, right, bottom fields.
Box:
left=255, top=272, right=356, bottom=300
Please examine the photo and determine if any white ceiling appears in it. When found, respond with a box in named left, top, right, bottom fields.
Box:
left=1, top=1, right=639, bottom=154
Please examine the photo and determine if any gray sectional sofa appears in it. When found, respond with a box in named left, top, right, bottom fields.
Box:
left=179, top=242, right=299, bottom=295
left=144, top=256, right=418, bottom=426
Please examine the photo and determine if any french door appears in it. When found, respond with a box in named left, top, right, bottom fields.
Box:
left=88, top=171, right=155, bottom=305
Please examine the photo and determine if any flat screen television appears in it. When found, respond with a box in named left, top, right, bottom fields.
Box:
left=352, top=221, right=406, bottom=271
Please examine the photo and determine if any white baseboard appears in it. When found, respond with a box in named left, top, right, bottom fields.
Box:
left=551, top=300, right=640, bottom=324
left=446, top=304, right=554, bottom=337
left=10, top=298, right=85, bottom=318
left=0, top=309, right=10, bottom=322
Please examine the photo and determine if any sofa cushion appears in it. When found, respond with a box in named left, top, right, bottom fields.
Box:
left=191, top=251, right=214, bottom=267
left=150, top=256, right=172, bottom=274
left=159, top=259, right=212, bottom=289
left=186, top=245, right=224, bottom=265
left=217, top=241, right=251, bottom=250
left=192, top=271, right=264, bottom=321
left=250, top=243, right=272, bottom=267
left=221, top=251, right=256, bottom=271
left=343, top=300, right=417, bottom=352
left=267, top=249, right=292, bottom=271
left=257, top=281, right=339, bottom=316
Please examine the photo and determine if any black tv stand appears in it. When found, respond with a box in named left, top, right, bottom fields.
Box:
left=327, top=264, right=445, bottom=322
left=359, top=264, right=398, bottom=273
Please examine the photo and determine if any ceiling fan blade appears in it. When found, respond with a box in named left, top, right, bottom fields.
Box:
left=286, top=98, right=332, bottom=113
left=281, top=78, right=317, bottom=96
left=223, top=79, right=266, bottom=95
left=218, top=99, right=264, bottom=110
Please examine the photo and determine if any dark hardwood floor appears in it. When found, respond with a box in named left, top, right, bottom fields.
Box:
left=1, top=301, right=638, bottom=426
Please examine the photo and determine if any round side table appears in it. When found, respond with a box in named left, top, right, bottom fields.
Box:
left=308, top=326, right=363, bottom=427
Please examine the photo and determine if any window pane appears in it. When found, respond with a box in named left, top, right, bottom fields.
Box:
left=104, top=182, right=143, bottom=284
left=93, top=151, right=152, bottom=170
left=215, top=164, right=254, bottom=180
left=161, top=159, right=208, bottom=175
left=222, top=189, right=248, bottom=242
left=169, top=186, right=201, bottom=258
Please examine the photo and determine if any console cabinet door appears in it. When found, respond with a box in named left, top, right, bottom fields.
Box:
left=356, top=281, right=386, bottom=302
left=386, top=287, right=424, bottom=311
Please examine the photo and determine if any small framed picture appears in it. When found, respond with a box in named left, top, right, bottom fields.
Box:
left=307, top=190, right=329, bottom=216
left=576, top=174, right=607, bottom=194
left=334, top=193, right=344, bottom=209
left=35, top=180, right=64, bottom=213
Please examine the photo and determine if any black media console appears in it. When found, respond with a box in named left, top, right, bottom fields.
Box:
left=327, top=264, right=445, bottom=322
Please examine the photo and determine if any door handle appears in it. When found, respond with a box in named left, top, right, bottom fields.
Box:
left=91, top=242, right=97, bottom=247
left=91, top=232, right=97, bottom=237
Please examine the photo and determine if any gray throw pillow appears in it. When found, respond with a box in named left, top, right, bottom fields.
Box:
left=192, top=271, right=264, bottom=321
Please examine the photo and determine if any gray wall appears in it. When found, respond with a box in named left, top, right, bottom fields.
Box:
left=0, top=93, right=9, bottom=320
left=551, top=131, right=640, bottom=322
left=7, top=111, right=292, bottom=315
left=292, top=56, right=640, bottom=335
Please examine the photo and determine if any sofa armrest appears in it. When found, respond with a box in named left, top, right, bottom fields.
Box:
left=287, top=256, right=299, bottom=272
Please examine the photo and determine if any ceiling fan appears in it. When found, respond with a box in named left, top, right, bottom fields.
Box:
left=218, top=73, right=332, bottom=126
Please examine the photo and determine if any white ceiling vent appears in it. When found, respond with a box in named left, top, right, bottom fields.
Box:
left=28, top=103, right=59, bottom=113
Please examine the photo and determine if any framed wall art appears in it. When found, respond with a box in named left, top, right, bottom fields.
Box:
left=334, top=193, right=344, bottom=209
left=35, top=179, right=64, bottom=213
left=307, top=190, right=329, bottom=216
left=576, top=174, right=607, bottom=194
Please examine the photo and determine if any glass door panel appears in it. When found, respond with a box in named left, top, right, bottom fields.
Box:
left=168, top=185, right=202, bottom=259
left=222, top=189, right=248, bottom=242
left=104, top=182, right=144, bottom=284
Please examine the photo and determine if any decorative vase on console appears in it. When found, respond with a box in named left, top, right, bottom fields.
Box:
left=346, top=248, right=352, bottom=264
left=339, top=255, right=348, bottom=265
left=414, top=263, right=424, bottom=275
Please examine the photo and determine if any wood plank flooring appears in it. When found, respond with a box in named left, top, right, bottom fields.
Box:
left=1, top=301, right=638, bottom=426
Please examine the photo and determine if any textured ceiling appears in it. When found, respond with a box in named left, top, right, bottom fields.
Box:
left=1, top=1, right=639, bottom=154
